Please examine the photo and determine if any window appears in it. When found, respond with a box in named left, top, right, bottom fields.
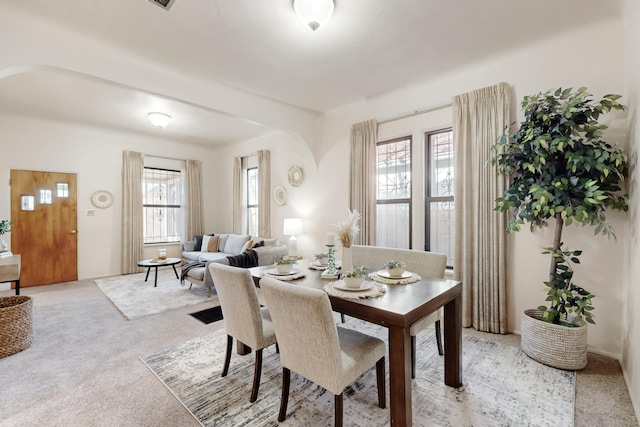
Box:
left=143, top=167, right=182, bottom=244
left=246, top=166, right=258, bottom=237
left=376, top=136, right=412, bottom=249
left=425, top=129, right=454, bottom=267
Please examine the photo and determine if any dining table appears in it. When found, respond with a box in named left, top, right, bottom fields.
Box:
left=248, top=261, right=463, bottom=427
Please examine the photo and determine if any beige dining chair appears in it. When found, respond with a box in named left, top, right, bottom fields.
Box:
left=208, top=263, right=277, bottom=403
left=260, top=276, right=386, bottom=426
left=352, top=245, right=447, bottom=378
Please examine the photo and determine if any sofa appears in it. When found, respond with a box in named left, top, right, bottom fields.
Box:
left=180, top=233, right=287, bottom=295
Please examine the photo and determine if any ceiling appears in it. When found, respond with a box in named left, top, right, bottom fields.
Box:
left=0, top=0, right=624, bottom=147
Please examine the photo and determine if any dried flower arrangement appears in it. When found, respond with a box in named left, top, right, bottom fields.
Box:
left=333, top=209, right=361, bottom=248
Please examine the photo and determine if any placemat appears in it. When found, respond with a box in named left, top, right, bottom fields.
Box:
left=368, top=271, right=421, bottom=285
left=324, top=281, right=386, bottom=299
left=262, top=270, right=307, bottom=281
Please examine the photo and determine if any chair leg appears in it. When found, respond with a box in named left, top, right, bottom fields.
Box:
left=250, top=349, right=263, bottom=402
left=340, top=313, right=346, bottom=323
left=222, top=335, right=233, bottom=377
left=208, top=287, right=211, bottom=297
left=189, top=283, right=193, bottom=290
left=411, top=335, right=416, bottom=379
left=376, top=357, right=386, bottom=408
left=435, top=320, right=444, bottom=356
left=334, top=392, right=343, bottom=427
left=278, top=368, right=291, bottom=422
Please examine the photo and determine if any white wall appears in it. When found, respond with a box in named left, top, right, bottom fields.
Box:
left=0, top=115, right=219, bottom=282
left=623, top=0, right=640, bottom=416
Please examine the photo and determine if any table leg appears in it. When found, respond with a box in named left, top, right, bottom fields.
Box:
left=15, top=279, right=20, bottom=296
left=444, top=293, right=463, bottom=387
left=171, top=264, right=179, bottom=279
left=388, top=325, right=412, bottom=427
left=154, top=267, right=159, bottom=287
left=144, top=267, right=151, bottom=282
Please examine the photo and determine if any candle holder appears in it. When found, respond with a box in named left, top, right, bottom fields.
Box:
left=325, top=244, right=338, bottom=276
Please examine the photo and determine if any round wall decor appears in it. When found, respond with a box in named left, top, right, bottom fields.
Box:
left=288, top=165, right=304, bottom=187
left=91, top=190, right=114, bottom=209
left=273, top=185, right=287, bottom=206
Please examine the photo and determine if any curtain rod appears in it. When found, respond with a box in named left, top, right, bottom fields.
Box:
left=378, top=102, right=452, bottom=125
left=145, top=154, right=188, bottom=162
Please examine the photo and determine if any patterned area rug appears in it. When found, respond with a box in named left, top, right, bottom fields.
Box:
left=94, top=269, right=217, bottom=320
left=141, top=318, right=575, bottom=426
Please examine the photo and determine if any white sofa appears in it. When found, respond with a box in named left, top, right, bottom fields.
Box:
left=180, top=233, right=287, bottom=295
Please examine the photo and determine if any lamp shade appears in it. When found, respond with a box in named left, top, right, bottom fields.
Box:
left=148, top=112, right=171, bottom=129
left=293, top=0, right=334, bottom=31
left=283, top=218, right=303, bottom=236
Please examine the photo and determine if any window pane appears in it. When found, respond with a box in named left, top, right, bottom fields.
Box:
left=377, top=138, right=411, bottom=200
left=247, top=206, right=258, bottom=237
left=377, top=203, right=410, bottom=249
left=429, top=200, right=455, bottom=266
left=143, top=168, right=182, bottom=244
left=429, top=131, right=454, bottom=197
left=247, top=168, right=258, bottom=206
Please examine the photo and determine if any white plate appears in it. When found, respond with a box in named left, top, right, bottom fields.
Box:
left=266, top=268, right=300, bottom=276
left=333, top=280, right=374, bottom=292
left=376, top=270, right=413, bottom=279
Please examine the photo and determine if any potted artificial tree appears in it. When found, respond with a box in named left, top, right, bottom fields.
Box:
left=491, top=87, right=628, bottom=370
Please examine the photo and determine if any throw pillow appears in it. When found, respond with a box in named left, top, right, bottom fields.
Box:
left=194, top=235, right=203, bottom=251
left=183, top=241, right=195, bottom=252
left=240, top=239, right=254, bottom=253
left=225, top=234, right=251, bottom=255
left=217, top=234, right=230, bottom=253
left=208, top=235, right=219, bottom=252
left=201, top=235, right=213, bottom=253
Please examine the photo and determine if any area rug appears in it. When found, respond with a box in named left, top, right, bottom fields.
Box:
left=189, top=306, right=224, bottom=324
left=141, top=319, right=575, bottom=426
left=94, top=269, right=217, bottom=320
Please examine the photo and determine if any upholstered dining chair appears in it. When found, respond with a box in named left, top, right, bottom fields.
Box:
left=260, top=276, right=386, bottom=426
left=208, top=263, right=277, bottom=403
left=351, top=245, right=447, bottom=378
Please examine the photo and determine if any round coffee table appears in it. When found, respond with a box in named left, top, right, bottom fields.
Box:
left=137, top=257, right=182, bottom=287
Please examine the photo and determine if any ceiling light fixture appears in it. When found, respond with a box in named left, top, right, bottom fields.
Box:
left=293, top=0, right=335, bottom=31
left=148, top=112, right=171, bottom=129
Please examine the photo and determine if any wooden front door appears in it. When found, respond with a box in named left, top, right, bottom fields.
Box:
left=10, top=169, right=78, bottom=287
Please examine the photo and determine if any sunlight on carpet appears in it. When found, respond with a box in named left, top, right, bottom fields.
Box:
left=94, top=269, right=217, bottom=320
left=141, top=318, right=575, bottom=426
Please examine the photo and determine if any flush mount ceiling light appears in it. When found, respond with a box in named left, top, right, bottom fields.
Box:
left=148, top=112, right=171, bottom=129
left=293, top=0, right=335, bottom=31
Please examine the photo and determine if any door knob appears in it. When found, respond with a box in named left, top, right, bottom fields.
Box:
left=70, top=230, right=77, bottom=234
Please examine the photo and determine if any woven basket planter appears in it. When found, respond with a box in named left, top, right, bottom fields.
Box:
left=0, top=296, right=33, bottom=358
left=521, top=309, right=587, bottom=371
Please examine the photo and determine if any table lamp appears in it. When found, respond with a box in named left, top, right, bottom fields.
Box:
left=283, top=218, right=303, bottom=257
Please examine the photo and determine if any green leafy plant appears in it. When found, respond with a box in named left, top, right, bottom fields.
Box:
left=490, top=87, right=628, bottom=326
left=344, top=266, right=364, bottom=278
left=314, top=253, right=328, bottom=260
left=0, top=220, right=11, bottom=235
left=384, top=260, right=406, bottom=269
left=276, top=257, right=297, bottom=265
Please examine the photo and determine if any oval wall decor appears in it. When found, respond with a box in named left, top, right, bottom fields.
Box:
left=91, top=190, right=114, bottom=209
left=273, top=185, right=287, bottom=206
left=287, top=165, right=304, bottom=187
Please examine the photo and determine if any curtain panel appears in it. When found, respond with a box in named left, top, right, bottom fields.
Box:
left=452, top=82, right=511, bottom=333
left=121, top=150, right=144, bottom=274
left=185, top=159, right=204, bottom=241
left=257, top=150, right=271, bottom=238
left=350, top=119, right=378, bottom=246
left=233, top=156, right=243, bottom=234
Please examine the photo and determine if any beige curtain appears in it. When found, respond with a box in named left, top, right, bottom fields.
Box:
left=233, top=156, right=242, bottom=234
left=185, top=159, right=204, bottom=240
left=257, top=150, right=271, bottom=238
left=121, top=150, right=144, bottom=274
left=350, top=119, right=377, bottom=245
left=452, top=82, right=511, bottom=333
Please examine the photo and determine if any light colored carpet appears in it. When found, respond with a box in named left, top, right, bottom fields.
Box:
left=142, top=318, right=575, bottom=427
left=94, top=269, right=217, bottom=320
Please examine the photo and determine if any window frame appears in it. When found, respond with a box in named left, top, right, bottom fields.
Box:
left=245, top=166, right=258, bottom=237
left=376, top=135, right=413, bottom=249
left=142, top=166, right=182, bottom=244
left=424, top=128, right=454, bottom=268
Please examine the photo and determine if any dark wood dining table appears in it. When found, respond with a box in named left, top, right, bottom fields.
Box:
left=249, top=263, right=463, bottom=427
